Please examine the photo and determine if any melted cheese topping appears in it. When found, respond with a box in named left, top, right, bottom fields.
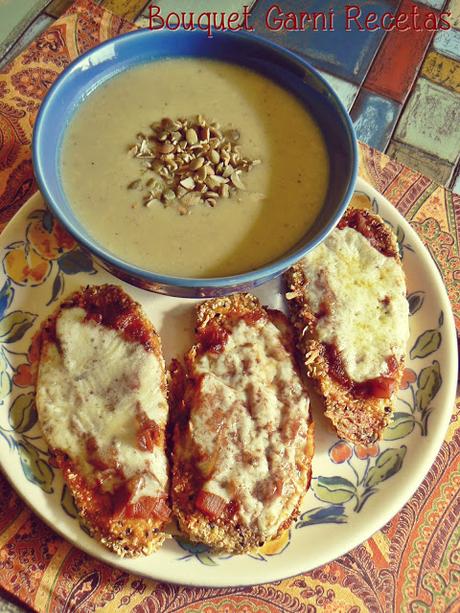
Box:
left=190, top=318, right=311, bottom=539
left=36, top=307, right=169, bottom=500
left=300, top=227, right=409, bottom=382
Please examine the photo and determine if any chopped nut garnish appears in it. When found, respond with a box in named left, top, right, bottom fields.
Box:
left=209, top=149, right=220, bottom=164
left=127, top=179, right=141, bottom=190
left=163, top=189, right=175, bottom=201
left=126, top=115, right=260, bottom=214
left=180, top=176, right=195, bottom=190
left=186, top=128, right=199, bottom=145
left=189, top=157, right=204, bottom=171
left=230, top=171, right=246, bottom=190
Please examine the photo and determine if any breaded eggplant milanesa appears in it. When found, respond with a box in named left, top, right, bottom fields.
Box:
left=171, top=293, right=314, bottom=554
left=285, top=208, right=409, bottom=445
left=36, top=284, right=171, bottom=557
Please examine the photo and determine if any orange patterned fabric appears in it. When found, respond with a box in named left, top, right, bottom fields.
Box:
left=0, top=1, right=458, bottom=611
left=0, top=0, right=135, bottom=230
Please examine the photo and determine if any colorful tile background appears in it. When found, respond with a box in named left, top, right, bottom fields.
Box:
left=251, top=0, right=460, bottom=192
left=0, top=0, right=459, bottom=190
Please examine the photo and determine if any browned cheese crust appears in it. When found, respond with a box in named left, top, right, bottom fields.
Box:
left=171, top=293, right=314, bottom=554
left=285, top=208, right=406, bottom=445
left=36, top=284, right=170, bottom=557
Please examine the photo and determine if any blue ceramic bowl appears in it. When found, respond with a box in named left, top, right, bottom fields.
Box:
left=33, top=29, right=357, bottom=298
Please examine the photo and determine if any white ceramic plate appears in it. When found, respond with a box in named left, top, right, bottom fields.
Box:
left=0, top=177, right=456, bottom=587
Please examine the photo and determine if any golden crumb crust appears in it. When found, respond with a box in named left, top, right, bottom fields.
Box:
left=171, top=293, right=314, bottom=554
left=36, top=284, right=170, bottom=557
left=285, top=208, right=406, bottom=445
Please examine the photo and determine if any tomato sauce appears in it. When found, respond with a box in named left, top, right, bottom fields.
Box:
left=325, top=343, right=398, bottom=399
left=338, top=209, right=396, bottom=258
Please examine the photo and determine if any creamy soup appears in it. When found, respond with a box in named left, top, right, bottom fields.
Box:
left=61, top=59, right=329, bottom=277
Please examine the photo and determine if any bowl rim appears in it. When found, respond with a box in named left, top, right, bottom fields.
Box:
left=32, top=27, right=358, bottom=289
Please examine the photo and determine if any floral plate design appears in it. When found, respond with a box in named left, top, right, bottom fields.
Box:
left=0, top=177, right=456, bottom=587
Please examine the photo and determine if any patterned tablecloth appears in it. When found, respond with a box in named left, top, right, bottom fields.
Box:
left=0, top=1, right=458, bottom=611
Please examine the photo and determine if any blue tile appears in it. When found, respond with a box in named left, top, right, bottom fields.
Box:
left=250, top=0, right=399, bottom=84
left=0, top=13, right=52, bottom=69
left=351, top=89, right=401, bottom=150
left=416, top=0, right=446, bottom=7
left=318, top=71, right=358, bottom=109
left=433, top=28, right=460, bottom=60
left=394, top=78, right=460, bottom=162
left=451, top=167, right=460, bottom=193
left=0, top=0, right=49, bottom=57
